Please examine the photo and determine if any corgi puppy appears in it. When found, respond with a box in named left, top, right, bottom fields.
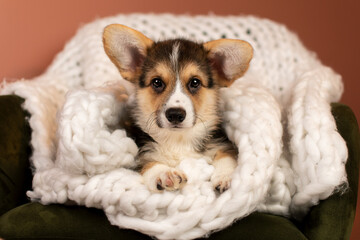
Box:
left=103, top=24, right=253, bottom=193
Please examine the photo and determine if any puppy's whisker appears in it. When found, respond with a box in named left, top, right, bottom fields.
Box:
left=196, top=114, right=209, bottom=132
left=144, top=112, right=155, bottom=127
left=145, top=112, right=157, bottom=134
left=147, top=117, right=157, bottom=134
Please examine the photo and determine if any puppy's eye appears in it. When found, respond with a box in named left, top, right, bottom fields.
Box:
left=188, top=78, right=202, bottom=93
left=151, top=78, right=165, bottom=93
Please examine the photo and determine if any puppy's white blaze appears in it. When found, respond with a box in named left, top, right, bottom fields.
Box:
left=161, top=80, right=195, bottom=128
left=170, top=42, right=180, bottom=71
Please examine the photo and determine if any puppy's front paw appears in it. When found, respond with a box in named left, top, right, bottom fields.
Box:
left=155, top=169, right=187, bottom=191
left=142, top=164, right=187, bottom=192
left=211, top=174, right=232, bottom=193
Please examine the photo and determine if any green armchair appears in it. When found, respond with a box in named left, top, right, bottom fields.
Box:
left=0, top=95, right=358, bottom=240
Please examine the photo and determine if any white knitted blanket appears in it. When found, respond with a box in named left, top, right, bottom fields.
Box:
left=1, top=14, right=348, bottom=239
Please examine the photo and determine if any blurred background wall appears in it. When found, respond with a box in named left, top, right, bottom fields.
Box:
left=0, top=0, right=359, bottom=238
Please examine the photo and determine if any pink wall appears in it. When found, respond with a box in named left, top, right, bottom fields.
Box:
left=1, top=0, right=359, bottom=238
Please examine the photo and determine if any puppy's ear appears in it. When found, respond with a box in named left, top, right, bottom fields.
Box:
left=103, top=24, right=153, bottom=82
left=204, top=39, right=253, bottom=87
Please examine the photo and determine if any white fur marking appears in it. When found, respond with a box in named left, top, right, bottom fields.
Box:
left=170, top=42, right=180, bottom=71
left=158, top=42, right=195, bottom=129
left=161, top=80, right=195, bottom=128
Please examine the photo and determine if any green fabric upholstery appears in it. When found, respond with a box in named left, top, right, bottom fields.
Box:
left=200, top=212, right=307, bottom=240
left=0, top=203, right=307, bottom=240
left=0, top=96, right=358, bottom=240
left=300, top=103, right=360, bottom=240
left=0, top=202, right=150, bottom=240
left=0, top=95, right=32, bottom=216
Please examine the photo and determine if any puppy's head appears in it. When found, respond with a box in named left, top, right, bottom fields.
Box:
left=103, top=24, right=253, bottom=139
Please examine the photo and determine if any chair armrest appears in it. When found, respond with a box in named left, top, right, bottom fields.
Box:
left=302, top=103, right=360, bottom=240
left=0, top=95, right=32, bottom=216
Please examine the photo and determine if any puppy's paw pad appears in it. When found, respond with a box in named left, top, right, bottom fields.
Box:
left=212, top=175, right=232, bottom=193
left=156, top=178, right=164, bottom=190
left=156, top=169, right=187, bottom=191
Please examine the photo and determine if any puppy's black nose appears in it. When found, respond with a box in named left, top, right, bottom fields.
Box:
left=165, top=108, right=186, bottom=124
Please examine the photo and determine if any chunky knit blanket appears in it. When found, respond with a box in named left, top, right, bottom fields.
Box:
left=1, top=14, right=348, bottom=239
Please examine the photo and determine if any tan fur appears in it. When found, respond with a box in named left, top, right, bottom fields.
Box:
left=141, top=161, right=159, bottom=175
left=180, top=62, right=219, bottom=127
left=214, top=150, right=235, bottom=161
left=179, top=62, right=208, bottom=86
left=137, top=61, right=176, bottom=109
left=142, top=61, right=174, bottom=87
left=204, top=39, right=253, bottom=87
left=135, top=62, right=178, bottom=135
left=103, top=24, right=154, bottom=82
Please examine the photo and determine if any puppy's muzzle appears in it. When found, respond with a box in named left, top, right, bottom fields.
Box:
left=165, top=108, right=186, bottom=125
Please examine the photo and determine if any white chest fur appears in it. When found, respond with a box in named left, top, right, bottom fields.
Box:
left=142, top=129, right=210, bottom=167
